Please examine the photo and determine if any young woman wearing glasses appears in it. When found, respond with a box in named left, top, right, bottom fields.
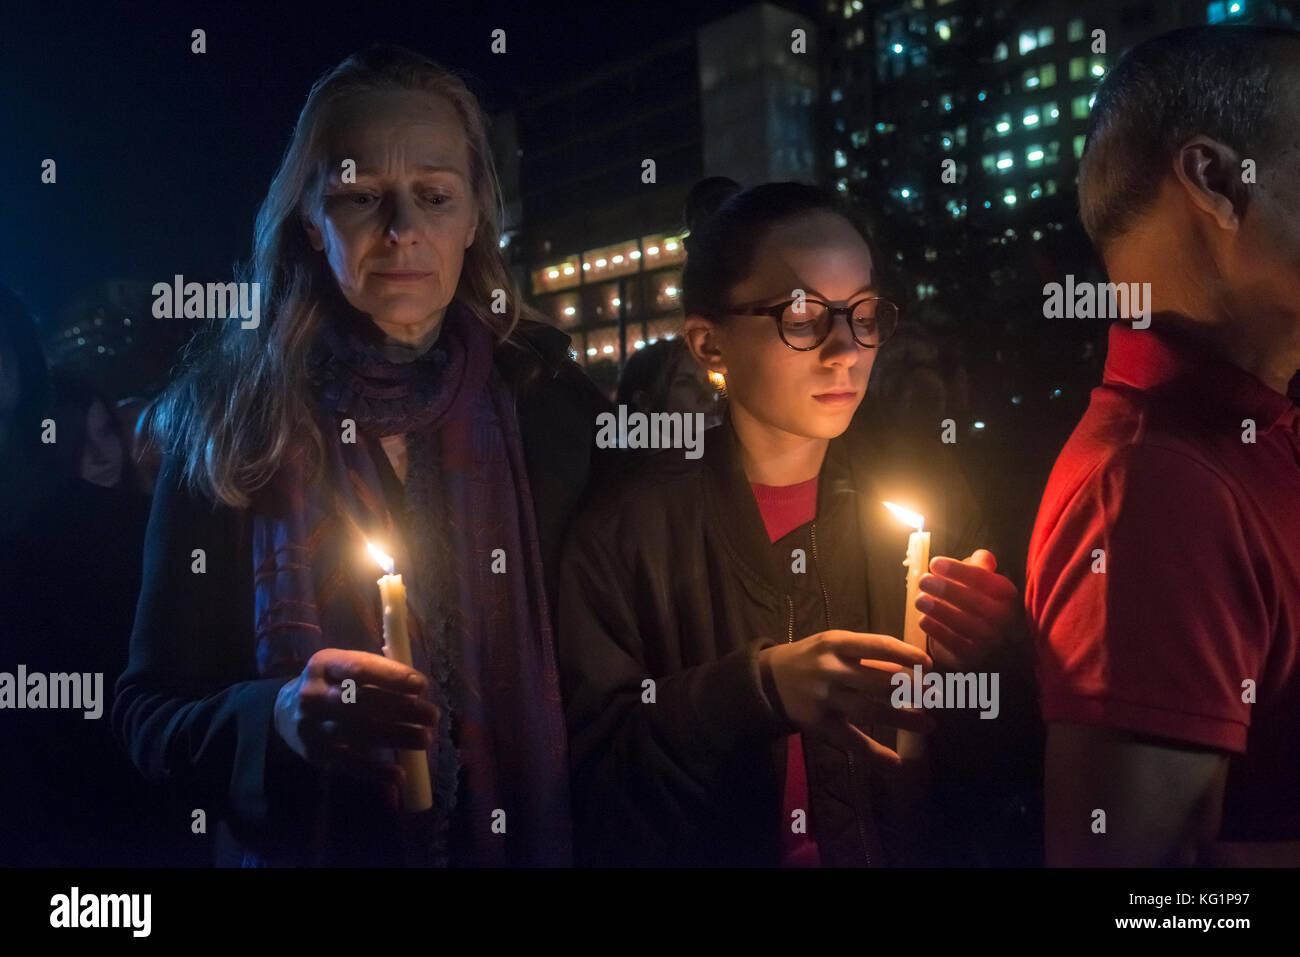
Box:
left=557, top=178, right=1034, bottom=867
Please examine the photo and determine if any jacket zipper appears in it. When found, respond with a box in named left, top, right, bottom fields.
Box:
left=809, top=520, right=872, bottom=866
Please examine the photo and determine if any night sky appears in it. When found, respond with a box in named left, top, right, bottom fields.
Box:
left=1, top=0, right=785, bottom=320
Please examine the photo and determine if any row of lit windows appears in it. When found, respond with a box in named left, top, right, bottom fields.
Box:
left=537, top=269, right=682, bottom=328
left=580, top=317, right=683, bottom=363
left=532, top=233, right=686, bottom=295
left=983, top=142, right=1062, bottom=173
left=983, top=180, right=1061, bottom=208
left=991, top=20, right=1089, bottom=61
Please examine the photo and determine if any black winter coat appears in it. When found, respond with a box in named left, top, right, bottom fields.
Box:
left=112, top=319, right=609, bottom=866
left=557, top=406, right=1042, bottom=866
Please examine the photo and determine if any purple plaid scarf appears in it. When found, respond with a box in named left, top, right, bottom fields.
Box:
left=250, top=298, right=571, bottom=866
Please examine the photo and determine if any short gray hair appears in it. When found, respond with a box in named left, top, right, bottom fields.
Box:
left=1078, top=25, right=1300, bottom=254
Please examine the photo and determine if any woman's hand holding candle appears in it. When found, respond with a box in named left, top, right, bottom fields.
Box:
left=915, top=549, right=1019, bottom=672
left=758, top=630, right=935, bottom=769
left=273, top=647, right=440, bottom=809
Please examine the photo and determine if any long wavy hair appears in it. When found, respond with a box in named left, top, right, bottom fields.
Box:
left=146, top=44, right=540, bottom=508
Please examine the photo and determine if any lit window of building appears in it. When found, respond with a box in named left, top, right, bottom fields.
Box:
left=1073, top=134, right=1086, bottom=159
left=1069, top=56, right=1086, bottom=80
left=1038, top=26, right=1054, bottom=46
left=994, top=42, right=1008, bottom=61
left=1003, top=189, right=1018, bottom=206
left=1068, top=18, right=1086, bottom=41
left=1023, top=108, right=1040, bottom=127
left=1045, top=101, right=1060, bottom=124
left=996, top=114, right=1012, bottom=134
left=1072, top=94, right=1090, bottom=119
left=1019, top=31, right=1037, bottom=55
left=1026, top=145, right=1044, bottom=167
left=997, top=151, right=1014, bottom=171
left=1091, top=58, right=1106, bottom=78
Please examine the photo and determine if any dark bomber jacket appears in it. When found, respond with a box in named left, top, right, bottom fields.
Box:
left=558, top=405, right=1041, bottom=866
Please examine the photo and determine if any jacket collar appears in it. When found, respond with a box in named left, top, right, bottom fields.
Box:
left=702, top=406, right=859, bottom=590
left=496, top=316, right=574, bottom=383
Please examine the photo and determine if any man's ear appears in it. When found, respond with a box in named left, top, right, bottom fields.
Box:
left=1173, top=135, right=1246, bottom=232
left=683, top=314, right=726, bottom=377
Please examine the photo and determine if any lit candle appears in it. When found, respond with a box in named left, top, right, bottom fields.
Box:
left=882, top=502, right=931, bottom=762
left=367, top=542, right=433, bottom=812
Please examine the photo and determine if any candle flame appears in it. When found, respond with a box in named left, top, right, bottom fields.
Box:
left=366, top=542, right=396, bottom=576
left=882, top=501, right=925, bottom=532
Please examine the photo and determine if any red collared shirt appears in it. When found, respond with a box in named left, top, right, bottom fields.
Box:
left=1026, top=320, right=1300, bottom=841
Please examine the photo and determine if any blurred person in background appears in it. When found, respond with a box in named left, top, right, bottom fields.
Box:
left=616, top=335, right=721, bottom=426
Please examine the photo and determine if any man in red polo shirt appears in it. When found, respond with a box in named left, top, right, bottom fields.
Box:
left=1026, top=25, right=1300, bottom=866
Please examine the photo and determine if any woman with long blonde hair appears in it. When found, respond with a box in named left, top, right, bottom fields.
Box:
left=115, top=45, right=606, bottom=866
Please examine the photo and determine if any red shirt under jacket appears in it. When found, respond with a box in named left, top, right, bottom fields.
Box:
left=1026, top=321, right=1300, bottom=841
left=751, top=476, right=822, bottom=866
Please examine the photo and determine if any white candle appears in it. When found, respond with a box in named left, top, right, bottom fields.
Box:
left=882, top=502, right=931, bottom=762
left=367, top=542, right=434, bottom=812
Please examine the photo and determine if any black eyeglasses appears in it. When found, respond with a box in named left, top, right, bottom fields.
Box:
left=723, top=295, right=900, bottom=351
